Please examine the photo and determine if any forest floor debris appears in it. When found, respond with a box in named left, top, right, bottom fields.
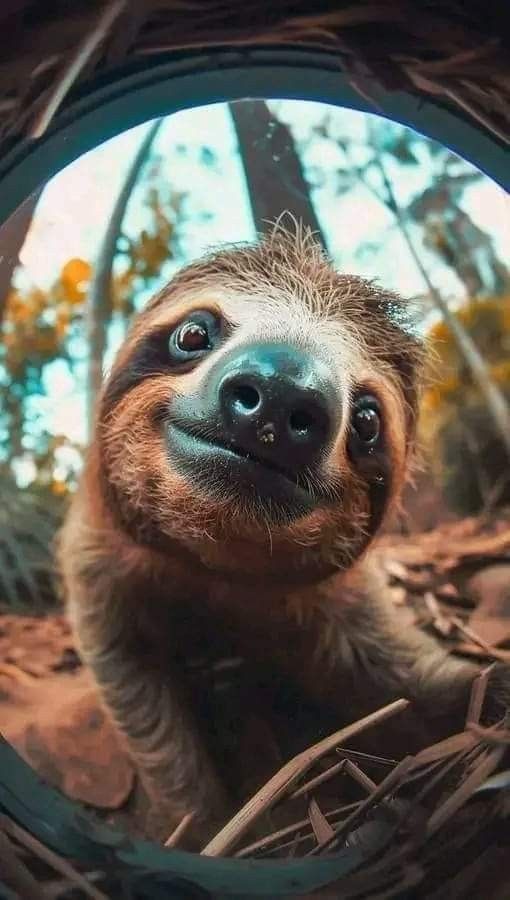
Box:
left=1, top=513, right=510, bottom=897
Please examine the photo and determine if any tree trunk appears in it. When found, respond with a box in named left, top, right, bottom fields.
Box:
left=367, top=124, right=510, bottom=460
left=229, top=100, right=326, bottom=249
left=0, top=188, right=43, bottom=323
left=86, top=118, right=163, bottom=436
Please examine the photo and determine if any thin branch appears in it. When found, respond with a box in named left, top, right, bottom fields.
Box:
left=235, top=801, right=362, bottom=858
left=466, top=665, right=494, bottom=727
left=30, top=0, right=128, bottom=138
left=308, top=755, right=414, bottom=855
left=164, top=812, right=195, bottom=848
left=426, top=746, right=505, bottom=835
left=0, top=827, right=43, bottom=900
left=201, top=698, right=410, bottom=857
left=0, top=189, right=43, bottom=323
left=0, top=816, right=109, bottom=900
left=289, top=759, right=347, bottom=800
left=366, top=121, right=510, bottom=461
left=86, top=117, right=163, bottom=434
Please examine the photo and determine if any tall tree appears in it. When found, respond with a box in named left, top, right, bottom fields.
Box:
left=313, top=114, right=510, bottom=462
left=0, top=189, right=43, bottom=324
left=86, top=118, right=163, bottom=434
left=409, top=178, right=509, bottom=299
left=363, top=121, right=510, bottom=460
left=229, top=100, right=326, bottom=248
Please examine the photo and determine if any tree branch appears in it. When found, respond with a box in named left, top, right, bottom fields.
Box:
left=367, top=122, right=510, bottom=460
left=86, top=118, right=163, bottom=435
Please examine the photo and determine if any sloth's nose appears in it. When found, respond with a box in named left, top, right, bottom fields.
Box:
left=217, top=343, right=339, bottom=472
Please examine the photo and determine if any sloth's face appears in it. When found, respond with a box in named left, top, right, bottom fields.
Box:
left=98, top=236, right=423, bottom=580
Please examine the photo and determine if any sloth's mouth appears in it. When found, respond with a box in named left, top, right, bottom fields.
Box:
left=165, top=421, right=317, bottom=515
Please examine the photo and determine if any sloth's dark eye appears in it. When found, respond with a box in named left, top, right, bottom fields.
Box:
left=169, top=310, right=220, bottom=363
left=353, top=406, right=380, bottom=445
left=349, top=394, right=382, bottom=455
left=176, top=321, right=209, bottom=352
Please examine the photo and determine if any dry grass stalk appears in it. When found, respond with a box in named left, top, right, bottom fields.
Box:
left=289, top=758, right=347, bottom=800
left=0, top=827, right=42, bottom=900
left=29, top=0, right=128, bottom=139
left=466, top=664, right=494, bottom=727
left=343, top=759, right=378, bottom=794
left=234, top=801, right=361, bottom=858
left=307, top=755, right=415, bottom=855
left=426, top=745, right=505, bottom=835
left=164, top=811, right=195, bottom=848
left=0, top=815, right=108, bottom=900
left=308, top=797, right=335, bottom=845
left=451, top=617, right=510, bottom=663
left=201, top=698, right=410, bottom=857
left=336, top=747, right=398, bottom=767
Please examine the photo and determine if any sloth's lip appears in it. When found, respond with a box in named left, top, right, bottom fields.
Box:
left=166, top=422, right=314, bottom=504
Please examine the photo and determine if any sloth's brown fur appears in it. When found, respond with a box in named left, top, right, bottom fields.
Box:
left=58, top=226, right=510, bottom=849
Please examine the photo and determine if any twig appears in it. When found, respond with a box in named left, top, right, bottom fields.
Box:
left=411, top=730, right=478, bottom=766
left=466, top=665, right=494, bottom=727
left=308, top=755, right=415, bottom=855
left=426, top=746, right=505, bottom=835
left=336, top=747, right=398, bottom=767
left=201, top=698, right=410, bottom=857
left=164, top=812, right=195, bottom=848
left=0, top=816, right=108, bottom=900
left=86, top=116, right=163, bottom=433
left=0, top=828, right=42, bottom=900
left=289, top=759, right=347, bottom=800
left=344, top=759, right=378, bottom=794
left=367, top=119, right=510, bottom=461
left=412, top=744, right=484, bottom=809
left=308, top=798, right=335, bottom=845
left=451, top=617, right=510, bottom=663
left=468, top=721, right=510, bottom=745
left=235, top=802, right=361, bottom=858
left=30, top=0, right=128, bottom=138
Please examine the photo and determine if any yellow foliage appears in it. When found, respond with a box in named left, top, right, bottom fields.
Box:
left=490, top=360, right=510, bottom=385
left=51, top=479, right=68, bottom=496
left=60, top=257, right=91, bottom=304
left=428, top=320, right=450, bottom=343
left=419, top=293, right=510, bottom=465
left=5, top=291, right=31, bottom=323
left=5, top=287, right=48, bottom=326
left=55, top=308, right=71, bottom=340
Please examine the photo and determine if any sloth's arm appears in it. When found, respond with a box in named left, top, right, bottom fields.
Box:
left=288, top=566, right=507, bottom=737
left=61, top=535, right=229, bottom=845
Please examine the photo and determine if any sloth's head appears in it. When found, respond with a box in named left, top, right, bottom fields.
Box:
left=97, top=226, right=424, bottom=582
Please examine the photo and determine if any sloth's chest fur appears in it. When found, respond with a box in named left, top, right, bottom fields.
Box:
left=143, top=592, right=341, bottom=802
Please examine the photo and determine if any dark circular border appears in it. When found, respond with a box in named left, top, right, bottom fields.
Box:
left=0, top=44, right=507, bottom=898
left=0, top=46, right=508, bottom=227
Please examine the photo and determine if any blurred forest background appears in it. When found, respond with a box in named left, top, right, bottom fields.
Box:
left=0, top=97, right=509, bottom=611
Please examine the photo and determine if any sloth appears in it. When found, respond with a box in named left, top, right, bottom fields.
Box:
left=59, top=226, right=509, bottom=849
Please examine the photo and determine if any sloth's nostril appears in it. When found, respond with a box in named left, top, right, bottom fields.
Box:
left=217, top=343, right=339, bottom=472
left=289, top=408, right=314, bottom=436
left=232, top=384, right=261, bottom=413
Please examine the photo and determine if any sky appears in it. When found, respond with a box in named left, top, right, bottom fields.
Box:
left=7, top=99, right=510, bottom=482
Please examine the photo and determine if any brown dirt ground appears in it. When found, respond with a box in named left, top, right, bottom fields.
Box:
left=1, top=514, right=510, bottom=849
